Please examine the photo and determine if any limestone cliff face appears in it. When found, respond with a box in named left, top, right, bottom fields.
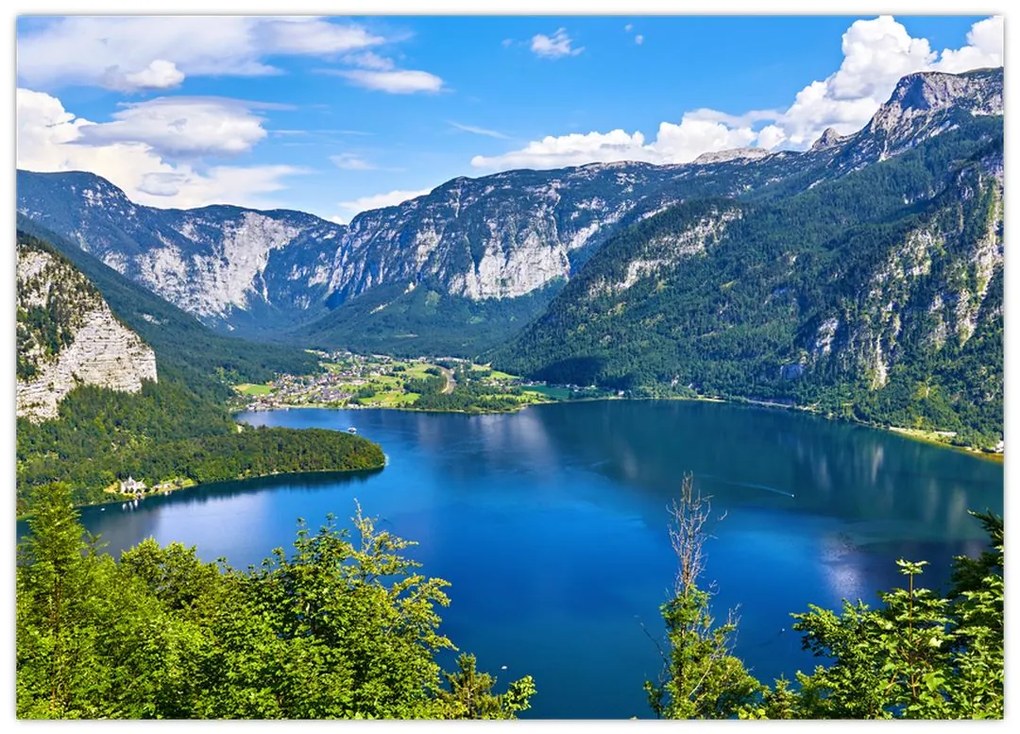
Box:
left=808, top=157, right=1003, bottom=392
left=16, top=238, right=157, bottom=422
left=15, top=67, right=1003, bottom=351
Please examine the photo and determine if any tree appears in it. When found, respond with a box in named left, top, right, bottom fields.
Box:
left=16, top=483, right=107, bottom=717
left=645, top=474, right=761, bottom=718
left=16, top=490, right=536, bottom=719
left=744, top=510, right=1004, bottom=719
left=439, top=654, right=536, bottom=719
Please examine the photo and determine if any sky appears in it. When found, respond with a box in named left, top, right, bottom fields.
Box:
left=15, top=14, right=1003, bottom=223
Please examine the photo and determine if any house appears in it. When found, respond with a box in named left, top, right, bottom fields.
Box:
left=120, top=476, right=147, bottom=495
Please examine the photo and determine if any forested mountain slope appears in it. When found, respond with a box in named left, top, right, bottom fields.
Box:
left=494, top=69, right=1003, bottom=448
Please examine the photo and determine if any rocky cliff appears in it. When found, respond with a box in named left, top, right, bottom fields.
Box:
left=16, top=236, right=157, bottom=422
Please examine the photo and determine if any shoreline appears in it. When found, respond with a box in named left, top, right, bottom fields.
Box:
left=31, top=463, right=388, bottom=517
left=238, top=392, right=1003, bottom=463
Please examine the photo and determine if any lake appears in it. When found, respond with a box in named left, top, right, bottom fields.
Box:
left=69, top=401, right=1002, bottom=718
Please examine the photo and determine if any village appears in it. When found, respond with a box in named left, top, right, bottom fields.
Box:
left=232, top=350, right=602, bottom=413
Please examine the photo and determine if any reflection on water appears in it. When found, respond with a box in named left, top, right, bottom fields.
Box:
left=28, top=400, right=1001, bottom=719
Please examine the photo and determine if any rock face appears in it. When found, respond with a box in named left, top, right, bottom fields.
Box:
left=809, top=128, right=845, bottom=151
left=16, top=237, right=157, bottom=422
left=692, top=147, right=771, bottom=165
left=838, top=67, right=1003, bottom=166
left=15, top=67, right=1003, bottom=357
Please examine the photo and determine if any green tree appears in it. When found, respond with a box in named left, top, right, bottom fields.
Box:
left=744, top=511, right=1004, bottom=719
left=645, top=475, right=761, bottom=718
left=439, top=654, right=537, bottom=719
left=16, top=490, right=535, bottom=720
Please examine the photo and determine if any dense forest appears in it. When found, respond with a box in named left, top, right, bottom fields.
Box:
left=302, top=278, right=564, bottom=358
left=16, top=382, right=384, bottom=507
left=16, top=481, right=1001, bottom=719
left=494, top=119, right=1003, bottom=449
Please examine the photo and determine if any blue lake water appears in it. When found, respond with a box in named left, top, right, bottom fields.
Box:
left=67, top=401, right=1002, bottom=718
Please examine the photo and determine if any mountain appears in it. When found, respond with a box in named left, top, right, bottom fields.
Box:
left=15, top=215, right=319, bottom=397
left=14, top=68, right=1004, bottom=444
left=17, top=115, right=861, bottom=355
left=16, top=173, right=343, bottom=333
left=494, top=68, right=1003, bottom=448
left=16, top=234, right=157, bottom=422
left=15, top=228, right=385, bottom=508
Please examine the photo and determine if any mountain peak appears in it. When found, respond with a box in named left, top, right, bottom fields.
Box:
left=886, top=67, right=1003, bottom=115
left=810, top=127, right=845, bottom=151
left=692, top=147, right=770, bottom=165
left=870, top=67, right=1003, bottom=137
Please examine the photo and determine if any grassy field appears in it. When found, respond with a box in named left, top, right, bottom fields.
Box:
left=523, top=385, right=574, bottom=400
left=235, top=383, right=273, bottom=396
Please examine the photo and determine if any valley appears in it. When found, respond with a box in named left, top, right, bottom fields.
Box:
left=14, top=17, right=1006, bottom=720
left=17, top=68, right=1005, bottom=451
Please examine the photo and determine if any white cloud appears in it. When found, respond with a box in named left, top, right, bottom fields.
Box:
left=473, top=129, right=646, bottom=170
left=531, top=28, right=583, bottom=59
left=449, top=121, right=508, bottom=139
left=934, top=16, right=1004, bottom=73
left=76, top=97, right=268, bottom=157
left=17, top=87, right=300, bottom=210
left=18, top=16, right=383, bottom=91
left=635, top=35, right=645, bottom=46
left=472, top=116, right=760, bottom=171
left=121, top=60, right=185, bottom=91
left=624, top=24, right=634, bottom=33
left=338, top=69, right=444, bottom=94
left=337, top=188, right=432, bottom=220
left=345, top=51, right=395, bottom=71
left=474, top=15, right=1002, bottom=171
left=330, top=153, right=377, bottom=170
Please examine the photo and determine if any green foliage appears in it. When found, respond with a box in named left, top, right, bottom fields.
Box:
left=16, top=379, right=384, bottom=508
left=16, top=489, right=535, bottom=719
left=646, top=476, right=761, bottom=718
left=303, top=278, right=565, bottom=358
left=439, top=654, right=536, bottom=719
left=741, top=512, right=1004, bottom=720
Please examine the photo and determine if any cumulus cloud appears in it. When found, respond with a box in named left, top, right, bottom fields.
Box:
left=473, top=15, right=1002, bottom=171
left=531, top=29, right=583, bottom=59
left=336, top=188, right=432, bottom=220
left=635, top=35, right=645, bottom=46
left=337, top=69, right=444, bottom=94
left=76, top=97, right=269, bottom=157
left=17, top=16, right=384, bottom=91
left=934, top=15, right=1004, bottom=73
left=120, top=60, right=185, bottom=91
left=17, top=87, right=300, bottom=209
left=472, top=116, right=759, bottom=170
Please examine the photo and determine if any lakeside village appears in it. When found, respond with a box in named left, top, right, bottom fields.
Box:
left=233, top=350, right=609, bottom=413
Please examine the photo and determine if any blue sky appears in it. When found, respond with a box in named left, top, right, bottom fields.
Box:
left=15, top=15, right=1002, bottom=222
